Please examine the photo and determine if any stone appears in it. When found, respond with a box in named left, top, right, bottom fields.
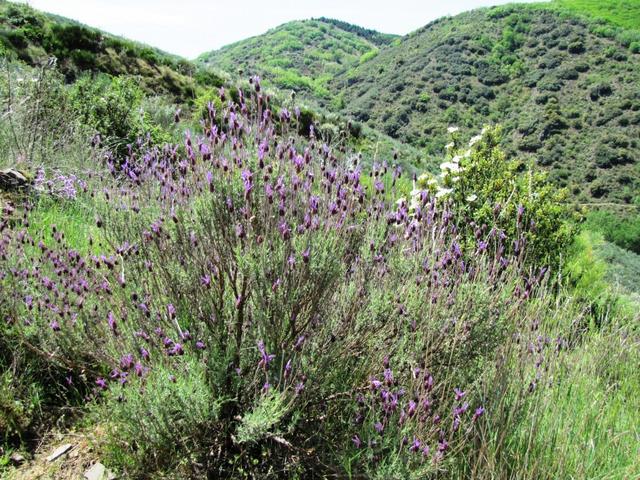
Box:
left=0, top=168, right=31, bottom=191
left=46, top=443, right=74, bottom=462
left=84, top=462, right=110, bottom=480
left=9, top=452, right=26, bottom=465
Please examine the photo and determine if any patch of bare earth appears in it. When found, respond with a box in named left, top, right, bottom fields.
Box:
left=6, top=426, right=115, bottom=480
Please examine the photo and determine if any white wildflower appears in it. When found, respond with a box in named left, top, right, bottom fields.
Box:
left=435, top=187, right=453, bottom=198
left=447, top=126, right=459, bottom=134
left=469, top=135, right=482, bottom=146
left=466, top=194, right=478, bottom=202
left=451, top=155, right=461, bottom=164
left=417, top=173, right=431, bottom=185
left=445, top=142, right=455, bottom=150
left=440, top=162, right=460, bottom=173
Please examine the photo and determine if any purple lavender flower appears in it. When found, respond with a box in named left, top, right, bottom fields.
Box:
left=383, top=368, right=394, bottom=386
left=454, top=388, right=466, bottom=401
left=257, top=340, right=275, bottom=369
left=105, top=312, right=118, bottom=334
left=120, top=354, right=134, bottom=370
left=409, top=437, right=421, bottom=452
left=169, top=343, right=184, bottom=356
left=96, top=377, right=107, bottom=390
left=352, top=434, right=362, bottom=448
left=140, top=347, right=150, bottom=361
left=374, top=421, right=384, bottom=434
left=134, top=362, right=146, bottom=377
left=241, top=169, right=253, bottom=196
left=473, top=406, right=485, bottom=421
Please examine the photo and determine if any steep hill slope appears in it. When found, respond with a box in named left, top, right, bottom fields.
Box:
left=0, top=0, right=224, bottom=99
left=198, top=18, right=397, bottom=103
left=330, top=4, right=640, bottom=205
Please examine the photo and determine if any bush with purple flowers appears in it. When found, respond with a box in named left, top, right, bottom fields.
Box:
left=1, top=71, right=638, bottom=479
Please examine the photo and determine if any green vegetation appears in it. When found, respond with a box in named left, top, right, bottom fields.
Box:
left=585, top=209, right=640, bottom=253
left=0, top=0, right=225, bottom=100
left=198, top=18, right=397, bottom=103
left=329, top=5, right=640, bottom=206
left=1, top=1, right=639, bottom=479
left=552, top=0, right=640, bottom=31
left=197, top=2, right=640, bottom=207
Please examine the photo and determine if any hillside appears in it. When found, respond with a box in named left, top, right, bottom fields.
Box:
left=551, top=0, right=640, bottom=32
left=330, top=4, right=640, bottom=205
left=0, top=0, right=225, bottom=99
left=198, top=18, right=398, bottom=103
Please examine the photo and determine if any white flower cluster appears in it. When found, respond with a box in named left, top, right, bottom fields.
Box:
left=404, top=127, right=491, bottom=205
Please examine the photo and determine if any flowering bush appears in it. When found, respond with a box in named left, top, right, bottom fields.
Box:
left=414, top=126, right=576, bottom=268
left=0, top=78, right=590, bottom=478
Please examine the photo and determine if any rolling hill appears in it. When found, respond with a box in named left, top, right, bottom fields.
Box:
left=197, top=18, right=398, bottom=104
left=0, top=0, right=225, bottom=100
left=329, top=3, right=639, bottom=205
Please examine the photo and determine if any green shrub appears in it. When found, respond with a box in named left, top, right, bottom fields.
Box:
left=584, top=210, right=640, bottom=254
left=359, top=49, right=378, bottom=64
left=420, top=126, right=575, bottom=267
left=69, top=75, right=170, bottom=154
left=98, top=358, right=219, bottom=476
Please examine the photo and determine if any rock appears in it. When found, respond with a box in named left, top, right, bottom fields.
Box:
left=9, top=452, right=26, bottom=465
left=46, top=443, right=74, bottom=462
left=85, top=462, right=116, bottom=480
left=0, top=168, right=32, bottom=191
left=84, top=462, right=106, bottom=480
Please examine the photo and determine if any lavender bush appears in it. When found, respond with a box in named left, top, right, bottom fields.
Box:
left=2, top=75, right=625, bottom=479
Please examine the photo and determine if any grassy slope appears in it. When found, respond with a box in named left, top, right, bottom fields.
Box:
left=329, top=4, right=640, bottom=205
left=197, top=18, right=397, bottom=104
left=0, top=0, right=225, bottom=100
left=552, top=0, right=640, bottom=31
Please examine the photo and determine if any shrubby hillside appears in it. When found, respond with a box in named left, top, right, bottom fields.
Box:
left=198, top=18, right=398, bottom=102
left=331, top=4, right=640, bottom=205
left=0, top=0, right=225, bottom=99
